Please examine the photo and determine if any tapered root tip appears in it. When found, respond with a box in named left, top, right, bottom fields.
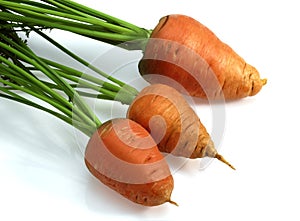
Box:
left=261, top=78, right=267, bottom=86
left=168, top=199, right=179, bottom=207
left=215, top=154, right=236, bottom=170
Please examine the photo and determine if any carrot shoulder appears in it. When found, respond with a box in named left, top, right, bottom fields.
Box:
left=85, top=118, right=176, bottom=206
left=127, top=84, right=234, bottom=169
left=139, top=14, right=266, bottom=100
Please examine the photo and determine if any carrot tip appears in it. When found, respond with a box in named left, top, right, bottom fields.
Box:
left=168, top=199, right=179, bottom=207
left=261, top=78, right=267, bottom=86
left=215, top=154, right=236, bottom=170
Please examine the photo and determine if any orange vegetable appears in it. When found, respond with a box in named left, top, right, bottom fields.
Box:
left=84, top=118, right=177, bottom=206
left=127, top=84, right=235, bottom=169
left=139, top=14, right=267, bottom=100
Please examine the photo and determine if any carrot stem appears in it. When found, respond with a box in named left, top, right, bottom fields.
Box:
left=2, top=1, right=136, bottom=35
left=0, top=42, right=71, bottom=109
left=0, top=5, right=143, bottom=136
left=41, top=0, right=149, bottom=35
left=0, top=14, right=143, bottom=136
left=0, top=0, right=151, bottom=48
left=0, top=89, right=73, bottom=125
left=0, top=28, right=101, bottom=136
left=35, top=30, right=138, bottom=97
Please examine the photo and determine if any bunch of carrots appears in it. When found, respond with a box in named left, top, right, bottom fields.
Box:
left=0, top=0, right=266, bottom=207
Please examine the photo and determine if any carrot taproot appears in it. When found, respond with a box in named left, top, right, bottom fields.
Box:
left=139, top=14, right=267, bottom=100
left=127, top=84, right=235, bottom=169
left=0, top=2, right=266, bottom=100
left=84, top=118, right=177, bottom=206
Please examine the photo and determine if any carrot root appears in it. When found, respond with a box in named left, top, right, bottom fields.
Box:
left=140, top=14, right=267, bottom=100
left=128, top=84, right=235, bottom=170
left=215, top=153, right=236, bottom=170
left=262, top=78, right=267, bottom=86
left=168, top=199, right=179, bottom=207
left=85, top=118, right=174, bottom=206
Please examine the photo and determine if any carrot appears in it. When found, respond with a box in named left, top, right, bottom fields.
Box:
left=0, top=2, right=266, bottom=99
left=139, top=14, right=267, bottom=100
left=127, top=84, right=235, bottom=169
left=85, top=118, right=177, bottom=206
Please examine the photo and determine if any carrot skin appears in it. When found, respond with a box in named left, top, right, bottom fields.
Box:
left=84, top=118, right=174, bottom=206
left=139, top=15, right=266, bottom=100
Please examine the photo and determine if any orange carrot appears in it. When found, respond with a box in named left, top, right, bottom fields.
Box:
left=127, top=84, right=235, bottom=169
left=139, top=14, right=267, bottom=100
left=84, top=118, right=177, bottom=206
left=1, top=3, right=266, bottom=99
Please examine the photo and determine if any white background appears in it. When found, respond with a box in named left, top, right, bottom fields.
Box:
left=1, top=0, right=300, bottom=220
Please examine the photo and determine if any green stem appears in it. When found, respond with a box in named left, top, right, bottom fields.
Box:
left=44, top=62, right=117, bottom=91
left=35, top=29, right=138, bottom=96
left=0, top=0, right=151, bottom=48
left=0, top=11, right=143, bottom=44
left=0, top=48, right=99, bottom=135
left=0, top=33, right=101, bottom=127
left=42, top=0, right=148, bottom=35
left=0, top=75, right=72, bottom=121
left=0, top=87, right=72, bottom=128
left=75, top=91, right=113, bottom=100
left=1, top=1, right=136, bottom=35
left=1, top=59, right=97, bottom=136
left=0, top=63, right=50, bottom=97
left=0, top=90, right=94, bottom=136
left=54, top=69, right=117, bottom=99
left=0, top=41, right=72, bottom=110
left=2, top=29, right=135, bottom=103
left=4, top=0, right=70, bottom=14
left=2, top=68, right=115, bottom=103
left=41, top=59, right=136, bottom=104
left=0, top=2, right=149, bottom=135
